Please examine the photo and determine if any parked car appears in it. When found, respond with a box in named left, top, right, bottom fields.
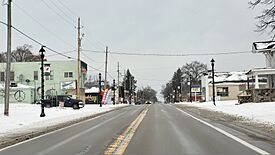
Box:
left=135, top=101, right=142, bottom=105
left=44, top=95, right=84, bottom=109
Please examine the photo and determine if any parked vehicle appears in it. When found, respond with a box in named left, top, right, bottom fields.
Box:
left=135, top=101, right=142, bottom=105
left=44, top=95, right=84, bottom=109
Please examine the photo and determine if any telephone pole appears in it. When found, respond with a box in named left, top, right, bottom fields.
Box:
left=77, top=17, right=81, bottom=99
left=104, top=46, right=108, bottom=90
left=117, top=62, right=120, bottom=103
left=4, top=0, right=12, bottom=116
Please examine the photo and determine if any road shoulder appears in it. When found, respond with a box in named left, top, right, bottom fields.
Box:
left=174, top=104, right=275, bottom=145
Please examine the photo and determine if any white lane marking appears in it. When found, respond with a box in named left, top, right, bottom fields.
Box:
left=37, top=111, right=127, bottom=155
left=175, top=107, right=270, bottom=155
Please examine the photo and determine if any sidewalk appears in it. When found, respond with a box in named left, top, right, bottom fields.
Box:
left=0, top=103, right=128, bottom=138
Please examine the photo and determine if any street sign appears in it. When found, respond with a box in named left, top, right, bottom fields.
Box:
left=191, top=85, right=201, bottom=93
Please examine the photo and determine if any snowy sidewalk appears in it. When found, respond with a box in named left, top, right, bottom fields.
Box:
left=0, top=103, right=128, bottom=138
left=177, top=101, right=275, bottom=125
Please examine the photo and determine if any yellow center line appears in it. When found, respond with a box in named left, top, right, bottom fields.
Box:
left=104, top=105, right=149, bottom=155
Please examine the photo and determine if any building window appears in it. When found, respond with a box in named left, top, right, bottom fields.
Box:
left=45, top=71, right=54, bottom=81
left=64, top=72, right=73, bottom=78
left=34, top=71, right=38, bottom=81
left=10, top=71, right=14, bottom=81
left=0, top=72, right=4, bottom=81
left=50, top=71, right=54, bottom=80
left=217, top=87, right=229, bottom=97
left=0, top=72, right=14, bottom=81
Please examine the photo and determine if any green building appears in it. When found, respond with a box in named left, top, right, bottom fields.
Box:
left=0, top=60, right=87, bottom=104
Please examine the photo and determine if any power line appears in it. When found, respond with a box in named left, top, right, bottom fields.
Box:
left=47, top=0, right=76, bottom=23
left=81, top=50, right=104, bottom=63
left=82, top=49, right=252, bottom=57
left=40, top=0, right=76, bottom=26
left=109, top=51, right=251, bottom=56
left=13, top=2, right=76, bottom=49
left=55, top=0, right=79, bottom=18
left=0, top=20, right=74, bottom=59
left=47, top=50, right=76, bottom=57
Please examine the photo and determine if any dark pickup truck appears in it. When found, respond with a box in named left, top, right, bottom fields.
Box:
left=44, top=95, right=84, bottom=109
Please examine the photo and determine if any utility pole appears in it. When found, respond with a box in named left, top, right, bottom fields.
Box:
left=117, top=62, right=120, bottom=103
left=4, top=0, right=12, bottom=116
left=104, top=46, right=108, bottom=90
left=77, top=17, right=81, bottom=100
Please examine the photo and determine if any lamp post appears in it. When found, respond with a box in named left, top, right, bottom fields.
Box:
left=211, top=58, right=216, bottom=106
left=113, top=79, right=115, bottom=105
left=39, top=46, right=46, bottom=117
left=99, top=73, right=102, bottom=107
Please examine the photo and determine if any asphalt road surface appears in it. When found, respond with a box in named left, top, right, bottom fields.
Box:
left=1, top=104, right=275, bottom=155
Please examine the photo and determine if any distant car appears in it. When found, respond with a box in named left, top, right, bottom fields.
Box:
left=145, top=101, right=152, bottom=104
left=44, top=95, right=84, bottom=109
left=135, top=101, right=142, bottom=105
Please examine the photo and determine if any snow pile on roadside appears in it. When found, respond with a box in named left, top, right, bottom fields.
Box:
left=177, top=101, right=275, bottom=124
left=0, top=104, right=128, bottom=138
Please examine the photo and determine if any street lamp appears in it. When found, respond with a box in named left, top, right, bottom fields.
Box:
left=39, top=46, right=46, bottom=117
left=211, top=58, right=216, bottom=106
left=113, top=79, right=115, bottom=105
left=99, top=73, right=102, bottom=107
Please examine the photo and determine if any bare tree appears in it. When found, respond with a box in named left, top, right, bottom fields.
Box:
left=0, top=53, right=5, bottom=62
left=137, top=86, right=158, bottom=103
left=249, top=0, right=275, bottom=39
left=11, top=44, right=39, bottom=62
left=181, top=61, right=207, bottom=84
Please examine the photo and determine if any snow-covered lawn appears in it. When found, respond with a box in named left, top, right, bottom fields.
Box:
left=0, top=103, right=128, bottom=138
left=177, top=101, right=275, bottom=124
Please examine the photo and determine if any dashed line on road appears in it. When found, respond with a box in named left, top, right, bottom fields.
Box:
left=104, top=105, right=149, bottom=155
left=174, top=106, right=270, bottom=155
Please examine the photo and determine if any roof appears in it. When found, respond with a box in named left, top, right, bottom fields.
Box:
left=208, top=71, right=247, bottom=83
left=0, top=83, right=34, bottom=89
left=246, top=68, right=275, bottom=76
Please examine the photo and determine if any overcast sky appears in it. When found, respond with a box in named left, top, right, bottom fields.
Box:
left=0, top=0, right=270, bottom=99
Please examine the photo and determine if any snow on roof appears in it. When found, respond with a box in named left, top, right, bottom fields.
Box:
left=85, top=87, right=99, bottom=93
left=0, top=83, right=34, bottom=89
left=208, top=71, right=247, bottom=83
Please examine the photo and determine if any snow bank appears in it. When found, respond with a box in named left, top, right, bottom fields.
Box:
left=177, top=101, right=275, bottom=124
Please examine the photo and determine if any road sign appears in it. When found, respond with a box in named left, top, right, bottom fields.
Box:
left=191, top=85, right=201, bottom=93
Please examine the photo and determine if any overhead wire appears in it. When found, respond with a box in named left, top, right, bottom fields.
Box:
left=55, top=0, right=79, bottom=18
left=81, top=51, right=104, bottom=63
left=81, top=49, right=252, bottom=57
left=0, top=20, right=74, bottom=59
left=13, top=2, right=76, bottom=49
left=47, top=0, right=76, bottom=23
left=40, top=0, right=76, bottom=26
